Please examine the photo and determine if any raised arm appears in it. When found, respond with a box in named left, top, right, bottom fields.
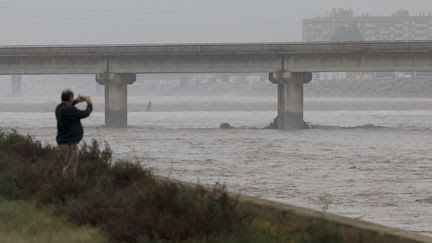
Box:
left=66, top=97, right=93, bottom=119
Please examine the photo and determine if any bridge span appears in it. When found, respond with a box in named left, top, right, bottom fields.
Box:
left=2, top=41, right=432, bottom=129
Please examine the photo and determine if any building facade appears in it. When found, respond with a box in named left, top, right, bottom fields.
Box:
left=303, top=9, right=432, bottom=42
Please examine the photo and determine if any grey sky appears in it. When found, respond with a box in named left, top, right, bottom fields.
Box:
left=1, top=0, right=432, bottom=44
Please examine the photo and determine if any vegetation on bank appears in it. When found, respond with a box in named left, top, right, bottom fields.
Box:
left=0, top=130, right=345, bottom=243
left=0, top=199, right=106, bottom=243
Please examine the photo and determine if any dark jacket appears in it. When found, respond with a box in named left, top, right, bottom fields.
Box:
left=55, top=101, right=93, bottom=145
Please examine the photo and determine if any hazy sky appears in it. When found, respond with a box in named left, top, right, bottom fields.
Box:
left=1, top=0, right=432, bottom=45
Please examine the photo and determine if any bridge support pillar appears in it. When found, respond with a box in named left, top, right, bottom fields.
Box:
left=96, top=73, right=136, bottom=127
left=11, top=75, right=22, bottom=97
left=269, top=72, right=312, bottom=130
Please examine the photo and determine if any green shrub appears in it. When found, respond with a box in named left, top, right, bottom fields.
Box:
left=0, top=130, right=243, bottom=242
left=296, top=221, right=346, bottom=243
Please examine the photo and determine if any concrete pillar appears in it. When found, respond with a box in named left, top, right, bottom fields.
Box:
left=96, top=73, right=136, bottom=127
left=10, top=75, right=22, bottom=97
left=269, top=72, right=312, bottom=130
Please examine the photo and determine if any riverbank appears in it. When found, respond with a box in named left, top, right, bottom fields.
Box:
left=3, top=108, right=432, bottom=235
left=0, top=130, right=348, bottom=243
left=1, top=130, right=431, bottom=242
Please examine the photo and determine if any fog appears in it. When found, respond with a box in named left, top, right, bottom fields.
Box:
left=2, top=1, right=432, bottom=239
left=0, top=0, right=431, bottom=44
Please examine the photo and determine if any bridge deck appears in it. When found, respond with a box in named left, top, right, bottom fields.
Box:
left=0, top=41, right=431, bottom=56
left=1, top=41, right=432, bottom=74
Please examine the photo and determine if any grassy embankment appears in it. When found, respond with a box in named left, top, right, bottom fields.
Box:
left=0, top=199, right=105, bottom=243
left=0, top=130, right=345, bottom=243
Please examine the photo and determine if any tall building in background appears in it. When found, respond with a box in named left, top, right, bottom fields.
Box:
left=303, top=9, right=432, bottom=80
left=303, top=9, right=432, bottom=42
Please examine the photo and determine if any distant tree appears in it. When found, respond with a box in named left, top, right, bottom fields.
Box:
left=330, top=23, right=365, bottom=42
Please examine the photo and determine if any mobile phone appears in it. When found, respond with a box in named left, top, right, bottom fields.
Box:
left=78, top=95, right=84, bottom=102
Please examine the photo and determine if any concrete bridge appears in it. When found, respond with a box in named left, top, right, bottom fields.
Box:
left=2, top=41, right=432, bottom=129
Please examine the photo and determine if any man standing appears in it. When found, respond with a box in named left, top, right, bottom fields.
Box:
left=55, top=89, right=93, bottom=179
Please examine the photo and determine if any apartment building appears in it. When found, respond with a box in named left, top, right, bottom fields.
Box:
left=303, top=9, right=432, bottom=42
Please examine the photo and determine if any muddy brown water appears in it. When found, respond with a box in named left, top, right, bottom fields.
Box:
left=1, top=97, right=432, bottom=236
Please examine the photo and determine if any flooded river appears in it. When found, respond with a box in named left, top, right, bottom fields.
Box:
left=1, top=97, right=432, bottom=236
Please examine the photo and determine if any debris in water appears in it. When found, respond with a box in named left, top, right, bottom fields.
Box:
left=220, top=123, right=234, bottom=129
